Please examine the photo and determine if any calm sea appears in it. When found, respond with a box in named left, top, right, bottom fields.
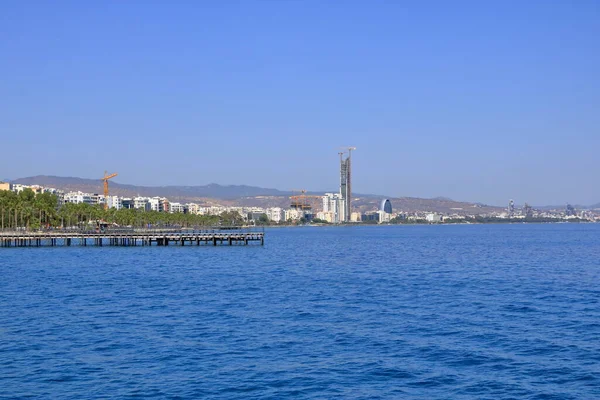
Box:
left=1, top=224, right=599, bottom=399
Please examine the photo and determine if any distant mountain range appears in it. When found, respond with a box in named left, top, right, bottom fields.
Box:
left=12, top=175, right=291, bottom=201
left=14, top=175, right=596, bottom=214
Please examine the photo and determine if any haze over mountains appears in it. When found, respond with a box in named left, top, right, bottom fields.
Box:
left=13, top=175, right=289, bottom=200
left=10, top=175, right=597, bottom=213
left=8, top=175, right=500, bottom=214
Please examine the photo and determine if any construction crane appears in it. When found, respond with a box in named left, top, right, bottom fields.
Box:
left=101, top=171, right=118, bottom=210
left=290, top=189, right=323, bottom=213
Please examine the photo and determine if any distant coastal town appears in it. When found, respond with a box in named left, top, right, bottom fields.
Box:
left=0, top=178, right=597, bottom=230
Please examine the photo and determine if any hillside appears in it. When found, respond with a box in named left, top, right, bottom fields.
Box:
left=11, top=175, right=505, bottom=214
left=12, top=175, right=290, bottom=202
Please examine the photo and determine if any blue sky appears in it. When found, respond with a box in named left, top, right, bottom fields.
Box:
left=1, top=1, right=598, bottom=206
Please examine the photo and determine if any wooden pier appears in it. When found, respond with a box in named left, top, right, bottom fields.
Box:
left=0, top=228, right=264, bottom=248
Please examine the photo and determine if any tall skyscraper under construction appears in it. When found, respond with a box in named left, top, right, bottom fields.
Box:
left=339, top=147, right=356, bottom=222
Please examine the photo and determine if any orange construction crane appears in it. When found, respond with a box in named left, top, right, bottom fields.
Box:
left=290, top=189, right=323, bottom=211
left=101, top=171, right=118, bottom=210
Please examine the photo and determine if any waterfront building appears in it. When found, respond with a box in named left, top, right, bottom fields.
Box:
left=148, top=197, right=163, bottom=212
left=316, top=211, right=335, bottom=223
left=186, top=203, right=201, bottom=215
left=350, top=212, right=362, bottom=222
left=426, top=213, right=442, bottom=222
left=161, top=198, right=170, bottom=213
left=106, top=196, right=122, bottom=210
left=377, top=210, right=391, bottom=223
left=380, top=199, right=392, bottom=214
left=266, top=207, right=285, bottom=223
left=247, top=211, right=266, bottom=222
left=361, top=212, right=378, bottom=222
left=170, top=202, right=185, bottom=213
left=285, top=209, right=303, bottom=221
left=508, top=199, right=515, bottom=217
left=197, top=206, right=210, bottom=215
left=91, top=194, right=105, bottom=206
left=377, top=199, right=392, bottom=223
left=207, top=206, right=226, bottom=215
left=64, top=191, right=96, bottom=205
left=523, top=203, right=533, bottom=218
left=339, top=151, right=354, bottom=222
left=133, top=197, right=151, bottom=211
left=11, top=184, right=28, bottom=193
left=121, top=198, right=134, bottom=209
left=322, top=193, right=345, bottom=223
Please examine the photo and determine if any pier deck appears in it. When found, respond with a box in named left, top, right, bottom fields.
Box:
left=0, top=228, right=264, bottom=248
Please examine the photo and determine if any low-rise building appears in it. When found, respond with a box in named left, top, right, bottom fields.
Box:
left=148, top=197, right=166, bottom=212
left=121, top=198, right=134, bottom=209
left=11, top=184, right=28, bottom=193
left=285, top=209, right=303, bottom=221
left=187, top=203, right=201, bottom=215
left=316, top=211, right=335, bottom=223
left=378, top=210, right=391, bottom=223
left=134, top=197, right=150, bottom=211
left=64, top=191, right=96, bottom=205
left=426, top=213, right=442, bottom=222
left=106, top=196, right=122, bottom=210
left=266, top=207, right=285, bottom=223
left=170, top=202, right=185, bottom=213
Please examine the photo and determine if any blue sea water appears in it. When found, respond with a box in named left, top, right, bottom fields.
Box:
left=1, top=224, right=599, bottom=399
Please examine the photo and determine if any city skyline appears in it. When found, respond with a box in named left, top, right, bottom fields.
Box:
left=1, top=2, right=599, bottom=205
left=3, top=179, right=597, bottom=225
left=4, top=173, right=598, bottom=210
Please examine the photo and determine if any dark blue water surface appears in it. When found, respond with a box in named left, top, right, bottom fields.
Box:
left=1, top=224, right=600, bottom=399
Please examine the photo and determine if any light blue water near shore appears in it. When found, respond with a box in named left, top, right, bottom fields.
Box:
left=1, top=224, right=599, bottom=399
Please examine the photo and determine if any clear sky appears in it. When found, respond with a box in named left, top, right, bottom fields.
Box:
left=1, top=1, right=598, bottom=206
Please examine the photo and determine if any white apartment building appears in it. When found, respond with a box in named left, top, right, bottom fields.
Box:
left=91, top=194, right=105, bottom=206
left=245, top=207, right=266, bottom=215
left=266, top=207, right=285, bottom=223
left=322, top=193, right=345, bottom=223
left=187, top=203, right=201, bottom=215
left=426, top=213, right=442, bottom=222
left=148, top=197, right=166, bottom=212
left=134, top=197, right=150, bottom=211
left=285, top=209, right=303, bottom=221
left=377, top=210, right=391, bottom=223
left=170, top=202, right=185, bottom=213
left=206, top=206, right=226, bottom=215
left=11, top=184, right=28, bottom=193
left=64, top=191, right=96, bottom=205
left=316, top=211, right=335, bottom=223
left=106, top=196, right=122, bottom=210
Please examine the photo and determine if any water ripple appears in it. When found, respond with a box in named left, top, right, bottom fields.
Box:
left=1, top=224, right=599, bottom=399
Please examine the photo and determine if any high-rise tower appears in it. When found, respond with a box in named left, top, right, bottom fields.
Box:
left=339, top=147, right=356, bottom=222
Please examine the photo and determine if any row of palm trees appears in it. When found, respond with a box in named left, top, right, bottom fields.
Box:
left=0, top=189, right=245, bottom=231
left=0, top=189, right=59, bottom=230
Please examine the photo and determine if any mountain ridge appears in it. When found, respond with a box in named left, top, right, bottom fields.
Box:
left=8, top=175, right=508, bottom=214
left=12, top=175, right=290, bottom=200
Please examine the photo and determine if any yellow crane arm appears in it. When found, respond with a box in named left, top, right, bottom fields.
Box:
left=102, top=173, right=118, bottom=181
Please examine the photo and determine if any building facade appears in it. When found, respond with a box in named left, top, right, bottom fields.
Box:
left=266, top=207, right=285, bottom=223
